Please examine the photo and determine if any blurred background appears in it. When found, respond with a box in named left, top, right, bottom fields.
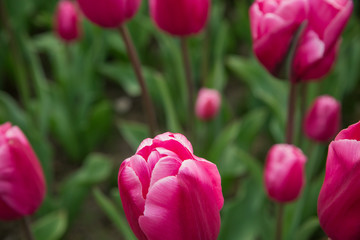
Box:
left=0, top=0, right=360, bottom=239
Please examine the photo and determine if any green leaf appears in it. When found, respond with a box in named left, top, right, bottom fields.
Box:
left=93, top=188, right=136, bottom=240
left=293, top=218, right=320, bottom=240
left=33, top=210, right=67, bottom=240
left=117, top=121, right=149, bottom=151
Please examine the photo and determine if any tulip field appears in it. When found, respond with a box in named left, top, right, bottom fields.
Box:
left=1, top=0, right=360, bottom=239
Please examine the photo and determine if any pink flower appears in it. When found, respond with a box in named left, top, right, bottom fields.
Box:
left=249, top=0, right=308, bottom=76
left=318, top=121, right=360, bottom=240
left=0, top=123, right=46, bottom=220
left=195, top=88, right=221, bottom=121
left=55, top=0, right=81, bottom=42
left=303, top=95, right=341, bottom=142
left=264, top=144, right=307, bottom=203
left=249, top=0, right=353, bottom=81
left=292, top=0, right=353, bottom=81
left=118, top=132, right=223, bottom=240
left=76, top=0, right=141, bottom=28
left=149, top=0, right=210, bottom=36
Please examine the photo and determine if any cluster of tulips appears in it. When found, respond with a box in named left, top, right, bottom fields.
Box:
left=1, top=0, right=359, bottom=239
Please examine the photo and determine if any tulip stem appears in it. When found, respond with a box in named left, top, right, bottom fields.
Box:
left=286, top=82, right=297, bottom=144
left=119, top=25, right=158, bottom=137
left=298, top=83, right=308, bottom=145
left=21, top=217, right=35, bottom=240
left=0, top=1, right=31, bottom=110
left=180, top=37, right=195, bottom=134
left=276, top=204, right=284, bottom=240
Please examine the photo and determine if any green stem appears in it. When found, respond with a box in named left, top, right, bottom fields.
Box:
left=119, top=25, right=158, bottom=137
left=0, top=1, right=31, bottom=109
left=286, top=82, right=297, bottom=144
left=21, top=217, right=35, bottom=240
left=180, top=37, right=195, bottom=135
left=276, top=204, right=284, bottom=240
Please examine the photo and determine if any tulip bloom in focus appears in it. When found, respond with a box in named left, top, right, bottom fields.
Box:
left=318, top=121, right=360, bottom=240
left=303, top=95, right=341, bottom=142
left=118, top=132, right=223, bottom=240
left=55, top=0, right=81, bottom=42
left=149, top=0, right=210, bottom=36
left=264, top=144, right=307, bottom=202
left=195, top=88, right=221, bottom=121
left=77, top=0, right=141, bottom=28
left=0, top=122, right=46, bottom=220
left=249, top=0, right=353, bottom=81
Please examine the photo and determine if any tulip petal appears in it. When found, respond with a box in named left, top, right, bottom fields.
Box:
left=128, top=155, right=151, bottom=198
left=149, top=156, right=182, bottom=188
left=318, top=140, right=360, bottom=240
left=118, top=166, right=147, bottom=240
left=139, top=176, right=183, bottom=240
left=335, top=120, right=360, bottom=141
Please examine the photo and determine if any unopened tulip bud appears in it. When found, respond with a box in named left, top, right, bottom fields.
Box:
left=77, top=0, right=141, bottom=28
left=195, top=88, right=221, bottom=121
left=118, top=132, right=223, bottom=240
left=55, top=0, right=81, bottom=42
left=150, top=0, right=210, bottom=36
left=0, top=123, right=46, bottom=220
left=318, top=121, right=360, bottom=240
left=304, top=95, right=341, bottom=142
left=264, top=144, right=307, bottom=203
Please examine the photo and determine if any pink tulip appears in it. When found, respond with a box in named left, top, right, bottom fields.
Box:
left=249, top=0, right=308, bottom=76
left=292, top=0, right=353, bottom=81
left=76, top=0, right=141, bottom=28
left=55, top=0, right=81, bottom=42
left=318, top=121, right=360, bottom=240
left=249, top=0, right=353, bottom=81
left=195, top=88, right=221, bottom=121
left=118, top=132, right=223, bottom=240
left=0, top=123, right=46, bottom=220
left=149, top=0, right=210, bottom=36
left=264, top=144, right=307, bottom=203
left=303, top=95, right=341, bottom=142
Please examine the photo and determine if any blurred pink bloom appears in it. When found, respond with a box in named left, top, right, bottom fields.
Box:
left=76, top=0, right=141, bottom=28
left=264, top=144, right=307, bottom=203
left=318, top=121, right=360, bottom=240
left=55, top=0, right=81, bottom=42
left=249, top=0, right=353, bottom=81
left=195, top=88, right=221, bottom=121
left=0, top=123, right=46, bottom=220
left=118, top=132, right=223, bottom=240
left=303, top=95, right=341, bottom=142
left=150, top=0, right=210, bottom=36
left=292, top=0, right=353, bottom=81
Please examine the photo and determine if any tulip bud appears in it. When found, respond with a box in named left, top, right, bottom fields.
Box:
left=149, top=0, right=210, bottom=36
left=303, top=95, right=341, bottom=142
left=55, top=0, right=81, bottom=42
left=195, top=88, right=221, bottom=121
left=76, top=0, right=141, bottom=28
left=0, top=123, right=46, bottom=220
left=249, top=0, right=353, bottom=81
left=118, top=132, right=223, bottom=240
left=264, top=144, right=307, bottom=203
left=318, top=121, right=360, bottom=240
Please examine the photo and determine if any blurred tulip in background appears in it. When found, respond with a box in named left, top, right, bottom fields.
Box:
left=303, top=95, right=341, bottom=142
left=55, top=0, right=81, bottom=42
left=264, top=144, right=307, bottom=202
left=195, top=88, right=221, bottom=121
left=0, top=123, right=46, bottom=220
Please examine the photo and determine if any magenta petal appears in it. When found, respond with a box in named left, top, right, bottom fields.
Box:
left=118, top=166, right=146, bottom=240
left=149, top=156, right=182, bottom=188
left=139, top=176, right=183, bottom=240
left=318, top=140, right=360, bottom=240
left=335, top=121, right=360, bottom=141
left=128, top=155, right=150, bottom=198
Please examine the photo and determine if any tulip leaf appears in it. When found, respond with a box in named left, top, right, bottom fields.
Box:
left=117, top=121, right=149, bottom=152
left=32, top=210, right=68, bottom=240
left=93, top=188, right=136, bottom=240
left=293, top=217, right=320, bottom=240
